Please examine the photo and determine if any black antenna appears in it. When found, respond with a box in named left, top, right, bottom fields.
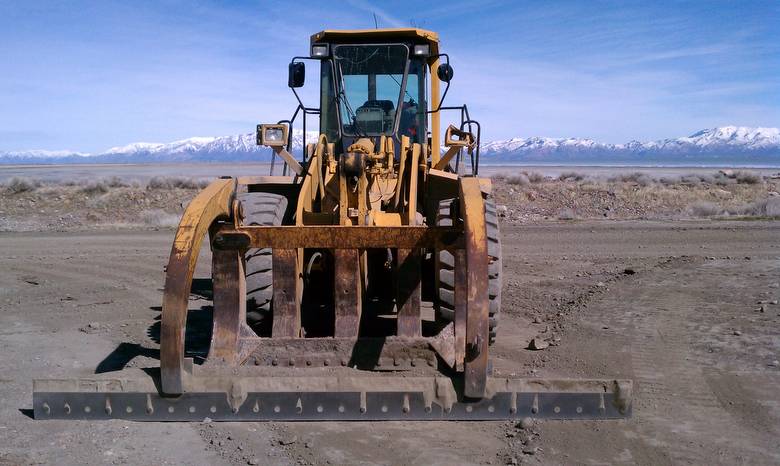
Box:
left=373, top=12, right=378, bottom=28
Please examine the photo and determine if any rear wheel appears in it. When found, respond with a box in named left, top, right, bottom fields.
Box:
left=435, top=197, right=502, bottom=345
left=238, top=192, right=288, bottom=334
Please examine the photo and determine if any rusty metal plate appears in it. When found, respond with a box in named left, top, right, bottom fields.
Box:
left=33, top=390, right=630, bottom=421
left=213, top=226, right=463, bottom=250
left=243, top=336, right=439, bottom=370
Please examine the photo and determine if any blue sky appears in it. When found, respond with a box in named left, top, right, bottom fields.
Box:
left=0, top=0, right=778, bottom=152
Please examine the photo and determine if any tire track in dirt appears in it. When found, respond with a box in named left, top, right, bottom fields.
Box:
left=601, top=259, right=780, bottom=464
left=3, top=224, right=778, bottom=465
left=8, top=262, right=163, bottom=306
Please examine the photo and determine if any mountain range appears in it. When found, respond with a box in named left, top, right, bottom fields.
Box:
left=1, top=126, right=778, bottom=166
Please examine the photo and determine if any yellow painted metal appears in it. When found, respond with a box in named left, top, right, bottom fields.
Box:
left=393, top=135, right=411, bottom=209
left=444, top=124, right=475, bottom=147
left=338, top=169, right=349, bottom=226
left=429, top=168, right=458, bottom=181
left=384, top=136, right=394, bottom=168
left=311, top=28, right=439, bottom=54
left=296, top=135, right=328, bottom=224
left=433, top=146, right=460, bottom=171
left=346, top=138, right=375, bottom=155
left=210, top=245, right=246, bottom=364
left=357, top=174, right=367, bottom=226
left=237, top=176, right=295, bottom=185
left=272, top=147, right=304, bottom=176
left=160, top=178, right=235, bottom=394
left=407, top=143, right=421, bottom=225
left=369, top=211, right=403, bottom=226
left=458, top=177, right=490, bottom=397
left=367, top=177, right=396, bottom=210
left=478, top=178, right=493, bottom=195
left=430, top=56, right=441, bottom=165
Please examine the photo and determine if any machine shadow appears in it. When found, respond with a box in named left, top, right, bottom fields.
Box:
left=95, top=343, right=160, bottom=374
left=95, top=300, right=214, bottom=374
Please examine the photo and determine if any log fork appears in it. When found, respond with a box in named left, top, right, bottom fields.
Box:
left=34, top=166, right=631, bottom=420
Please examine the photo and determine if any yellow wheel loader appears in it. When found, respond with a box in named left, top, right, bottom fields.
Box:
left=33, top=28, right=632, bottom=421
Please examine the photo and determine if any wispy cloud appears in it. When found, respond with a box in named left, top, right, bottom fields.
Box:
left=344, top=0, right=406, bottom=28
left=0, top=0, right=777, bottom=151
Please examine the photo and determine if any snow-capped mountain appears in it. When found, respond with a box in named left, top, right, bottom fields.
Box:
left=0, top=149, right=90, bottom=160
left=480, top=126, right=780, bottom=164
left=94, top=130, right=315, bottom=163
left=0, top=130, right=315, bottom=165
left=99, top=130, right=317, bottom=161
left=1, top=126, right=778, bottom=166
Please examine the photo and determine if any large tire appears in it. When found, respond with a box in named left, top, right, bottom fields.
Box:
left=238, top=192, right=288, bottom=330
left=435, top=197, right=502, bottom=345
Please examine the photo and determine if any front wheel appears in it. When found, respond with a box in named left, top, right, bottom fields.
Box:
left=434, top=197, right=502, bottom=345
left=237, top=192, right=289, bottom=335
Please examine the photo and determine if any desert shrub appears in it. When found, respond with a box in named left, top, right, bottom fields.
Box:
left=147, top=176, right=177, bottom=190
left=526, top=171, right=545, bottom=183
left=734, top=171, right=762, bottom=185
left=680, top=175, right=702, bottom=186
left=610, top=172, right=634, bottom=182
left=635, top=174, right=654, bottom=187
left=5, top=176, right=40, bottom=194
left=612, top=172, right=655, bottom=187
left=558, top=171, right=584, bottom=182
left=698, top=174, right=716, bottom=184
left=105, top=176, right=130, bottom=188
left=727, top=198, right=780, bottom=217
left=579, top=180, right=607, bottom=192
left=686, top=201, right=721, bottom=217
left=506, top=173, right=530, bottom=186
left=490, top=173, right=506, bottom=182
left=81, top=180, right=109, bottom=195
left=667, top=172, right=733, bottom=185
left=712, top=173, right=736, bottom=186
left=504, top=171, right=544, bottom=185
left=147, top=176, right=209, bottom=190
left=140, top=209, right=181, bottom=227
left=767, top=198, right=780, bottom=216
left=557, top=208, right=577, bottom=220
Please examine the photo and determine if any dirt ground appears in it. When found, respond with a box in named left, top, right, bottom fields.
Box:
left=1, top=219, right=778, bottom=465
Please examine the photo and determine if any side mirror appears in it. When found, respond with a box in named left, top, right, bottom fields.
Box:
left=288, top=62, right=305, bottom=88
left=437, top=63, right=454, bottom=83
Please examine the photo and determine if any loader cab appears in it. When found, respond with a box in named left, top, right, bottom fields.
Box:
left=320, top=43, right=426, bottom=146
left=290, top=29, right=443, bottom=152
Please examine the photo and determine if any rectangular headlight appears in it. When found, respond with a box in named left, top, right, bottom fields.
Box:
left=257, top=124, right=288, bottom=147
left=311, top=43, right=329, bottom=58
left=413, top=44, right=430, bottom=57
left=265, top=128, right=284, bottom=142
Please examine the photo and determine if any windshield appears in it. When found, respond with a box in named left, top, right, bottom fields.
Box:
left=333, top=44, right=409, bottom=136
